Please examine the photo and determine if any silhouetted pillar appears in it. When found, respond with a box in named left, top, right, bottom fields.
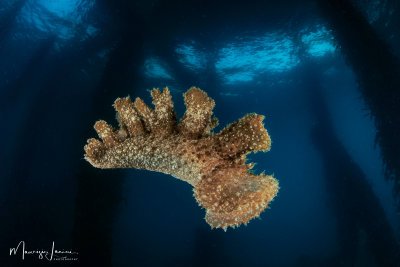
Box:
left=318, top=0, right=400, bottom=208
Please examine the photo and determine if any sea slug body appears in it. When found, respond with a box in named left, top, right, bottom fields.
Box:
left=84, top=87, right=279, bottom=230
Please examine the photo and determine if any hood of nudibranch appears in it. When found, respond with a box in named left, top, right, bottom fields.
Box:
left=194, top=165, right=279, bottom=230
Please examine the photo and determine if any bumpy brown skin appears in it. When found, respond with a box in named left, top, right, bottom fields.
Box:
left=84, top=87, right=279, bottom=230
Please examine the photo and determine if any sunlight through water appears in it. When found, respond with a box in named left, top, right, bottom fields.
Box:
left=19, top=0, right=95, bottom=40
left=144, top=57, right=173, bottom=79
left=215, top=32, right=300, bottom=84
left=175, top=43, right=207, bottom=72
left=301, top=26, right=336, bottom=57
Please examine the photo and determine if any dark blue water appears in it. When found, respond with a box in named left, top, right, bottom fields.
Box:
left=1, top=0, right=400, bottom=266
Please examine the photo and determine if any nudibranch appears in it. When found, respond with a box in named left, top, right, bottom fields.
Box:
left=84, top=87, right=279, bottom=230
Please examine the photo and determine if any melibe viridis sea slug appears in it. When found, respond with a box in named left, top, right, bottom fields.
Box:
left=84, top=87, right=279, bottom=230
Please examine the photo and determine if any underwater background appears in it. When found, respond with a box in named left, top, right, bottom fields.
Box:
left=1, top=0, right=400, bottom=266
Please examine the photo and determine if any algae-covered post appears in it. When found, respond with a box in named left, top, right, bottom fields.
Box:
left=84, top=87, right=279, bottom=230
